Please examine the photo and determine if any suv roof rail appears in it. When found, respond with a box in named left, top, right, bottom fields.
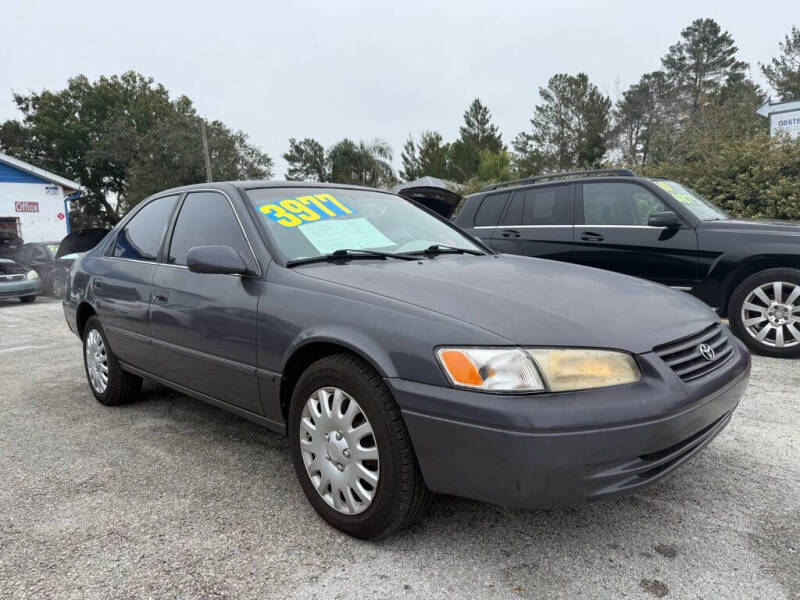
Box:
left=481, top=168, right=636, bottom=191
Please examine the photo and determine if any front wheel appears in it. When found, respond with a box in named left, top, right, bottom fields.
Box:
left=82, top=316, right=142, bottom=405
left=19, top=295, right=36, bottom=303
left=288, top=353, right=431, bottom=539
left=728, top=268, right=800, bottom=358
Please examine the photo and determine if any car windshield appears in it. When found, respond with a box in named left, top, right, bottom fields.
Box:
left=652, top=180, right=728, bottom=221
left=247, top=187, right=484, bottom=262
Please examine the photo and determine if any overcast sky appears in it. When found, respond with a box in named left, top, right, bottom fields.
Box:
left=1, top=1, right=795, bottom=177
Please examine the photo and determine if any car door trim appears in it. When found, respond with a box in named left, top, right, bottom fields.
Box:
left=150, top=337, right=257, bottom=375
left=118, top=360, right=286, bottom=434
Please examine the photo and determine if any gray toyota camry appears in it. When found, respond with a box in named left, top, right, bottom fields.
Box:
left=64, top=182, right=750, bottom=539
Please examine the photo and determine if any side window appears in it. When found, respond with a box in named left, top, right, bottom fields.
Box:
left=520, top=186, right=571, bottom=225
left=501, top=192, right=524, bottom=225
left=474, top=192, right=509, bottom=227
left=114, top=195, right=178, bottom=261
left=583, top=183, right=667, bottom=226
left=168, top=192, right=248, bottom=266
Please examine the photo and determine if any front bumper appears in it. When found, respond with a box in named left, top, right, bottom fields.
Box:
left=389, top=335, right=751, bottom=508
left=0, top=278, right=42, bottom=299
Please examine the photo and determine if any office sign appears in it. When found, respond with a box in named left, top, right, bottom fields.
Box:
left=15, top=201, right=40, bottom=213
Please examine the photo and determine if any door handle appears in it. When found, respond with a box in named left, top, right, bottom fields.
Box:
left=152, top=291, right=169, bottom=303
left=580, top=232, right=605, bottom=242
left=501, top=229, right=521, bottom=238
left=93, top=278, right=103, bottom=289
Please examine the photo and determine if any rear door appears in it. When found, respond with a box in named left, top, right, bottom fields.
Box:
left=571, top=181, right=698, bottom=285
left=463, top=192, right=510, bottom=247
left=95, top=194, right=180, bottom=372
left=490, top=183, right=574, bottom=260
left=149, top=190, right=263, bottom=414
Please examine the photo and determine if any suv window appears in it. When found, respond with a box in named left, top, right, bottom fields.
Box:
left=582, top=183, right=667, bottom=226
left=474, top=192, right=509, bottom=226
left=168, top=191, right=248, bottom=266
left=113, top=195, right=178, bottom=261
left=504, top=185, right=570, bottom=226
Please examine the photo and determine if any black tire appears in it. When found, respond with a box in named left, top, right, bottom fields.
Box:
left=82, top=316, right=142, bottom=405
left=728, top=267, right=800, bottom=358
left=19, top=295, right=36, bottom=303
left=288, top=353, right=431, bottom=539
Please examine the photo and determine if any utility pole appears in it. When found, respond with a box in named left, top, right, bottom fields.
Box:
left=201, top=121, right=213, bottom=182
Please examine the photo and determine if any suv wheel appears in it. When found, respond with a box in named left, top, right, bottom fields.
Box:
left=82, top=316, right=142, bottom=405
left=288, top=353, right=431, bottom=539
left=728, top=268, right=800, bottom=358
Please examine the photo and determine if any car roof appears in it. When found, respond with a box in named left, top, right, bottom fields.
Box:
left=149, top=180, right=393, bottom=197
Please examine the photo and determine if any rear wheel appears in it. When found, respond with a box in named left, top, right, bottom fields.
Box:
left=82, top=316, right=142, bottom=405
left=728, top=268, right=800, bottom=358
left=288, top=353, right=431, bottom=539
left=19, top=295, right=36, bottom=303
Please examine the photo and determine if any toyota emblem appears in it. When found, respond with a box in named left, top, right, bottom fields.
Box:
left=698, top=343, right=716, bottom=361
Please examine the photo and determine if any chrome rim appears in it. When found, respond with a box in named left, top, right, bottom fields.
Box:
left=299, top=387, right=379, bottom=515
left=741, top=281, right=800, bottom=348
left=85, top=329, right=109, bottom=393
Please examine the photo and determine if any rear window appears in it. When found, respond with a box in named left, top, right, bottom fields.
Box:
left=474, top=192, right=509, bottom=227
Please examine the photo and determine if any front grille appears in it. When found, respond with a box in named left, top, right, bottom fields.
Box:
left=0, top=274, right=24, bottom=282
left=654, top=324, right=734, bottom=382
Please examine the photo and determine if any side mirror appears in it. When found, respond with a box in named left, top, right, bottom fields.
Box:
left=186, top=245, right=250, bottom=275
left=648, top=210, right=682, bottom=228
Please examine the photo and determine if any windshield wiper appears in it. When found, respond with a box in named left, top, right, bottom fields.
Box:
left=286, top=248, right=416, bottom=268
left=404, top=244, right=485, bottom=257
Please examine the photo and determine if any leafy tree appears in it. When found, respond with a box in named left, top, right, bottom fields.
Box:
left=0, top=72, right=272, bottom=227
left=761, top=26, right=800, bottom=101
left=283, top=138, right=328, bottom=181
left=516, top=73, right=612, bottom=171
left=327, top=138, right=395, bottom=187
left=416, top=131, right=451, bottom=179
left=449, top=98, right=504, bottom=180
left=399, top=135, right=420, bottom=181
left=476, top=150, right=512, bottom=182
left=661, top=18, right=748, bottom=116
left=510, top=132, right=546, bottom=177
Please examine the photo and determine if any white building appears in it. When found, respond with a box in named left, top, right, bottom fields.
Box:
left=0, top=152, right=82, bottom=243
left=756, top=98, right=800, bottom=140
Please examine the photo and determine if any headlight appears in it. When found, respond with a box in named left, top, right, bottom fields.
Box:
left=436, top=347, right=640, bottom=393
left=25, top=270, right=39, bottom=280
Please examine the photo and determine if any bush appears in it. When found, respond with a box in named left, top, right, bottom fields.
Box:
left=640, top=133, right=800, bottom=220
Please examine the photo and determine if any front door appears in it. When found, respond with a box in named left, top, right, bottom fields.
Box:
left=94, top=194, right=179, bottom=372
left=149, top=191, right=262, bottom=414
left=490, top=183, right=574, bottom=261
left=571, top=181, right=698, bottom=286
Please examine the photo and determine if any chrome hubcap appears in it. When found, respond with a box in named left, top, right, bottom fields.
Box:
left=299, top=387, right=379, bottom=515
left=85, top=329, right=109, bottom=393
left=741, top=281, right=800, bottom=348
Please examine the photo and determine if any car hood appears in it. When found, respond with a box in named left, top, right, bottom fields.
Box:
left=294, top=254, right=718, bottom=354
left=56, top=228, right=110, bottom=258
left=701, top=218, right=800, bottom=235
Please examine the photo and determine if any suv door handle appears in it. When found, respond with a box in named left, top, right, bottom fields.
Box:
left=93, top=278, right=103, bottom=289
left=501, top=229, right=521, bottom=238
left=152, top=291, right=169, bottom=303
left=580, top=231, right=605, bottom=242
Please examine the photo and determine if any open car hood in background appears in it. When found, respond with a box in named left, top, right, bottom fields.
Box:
left=393, top=177, right=463, bottom=219
left=56, top=228, right=110, bottom=258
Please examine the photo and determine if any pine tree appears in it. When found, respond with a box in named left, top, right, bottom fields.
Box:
left=761, top=26, right=800, bottom=101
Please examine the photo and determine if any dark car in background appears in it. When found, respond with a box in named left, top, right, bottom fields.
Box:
left=64, top=181, right=749, bottom=539
left=9, top=229, right=109, bottom=298
left=452, top=169, right=800, bottom=358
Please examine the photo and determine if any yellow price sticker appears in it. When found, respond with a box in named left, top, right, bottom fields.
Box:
left=259, top=193, right=354, bottom=227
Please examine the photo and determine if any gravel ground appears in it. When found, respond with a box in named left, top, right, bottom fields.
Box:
left=1, top=297, right=798, bottom=599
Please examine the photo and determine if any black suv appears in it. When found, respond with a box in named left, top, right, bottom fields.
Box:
left=452, top=169, right=800, bottom=358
